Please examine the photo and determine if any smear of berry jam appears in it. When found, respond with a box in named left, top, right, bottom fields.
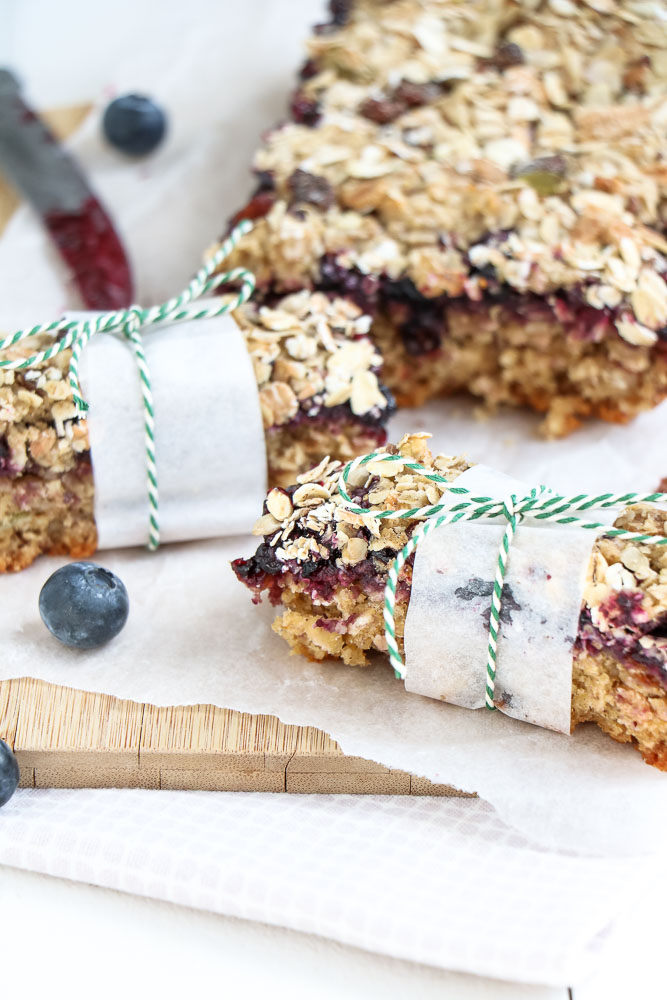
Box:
left=44, top=196, right=133, bottom=310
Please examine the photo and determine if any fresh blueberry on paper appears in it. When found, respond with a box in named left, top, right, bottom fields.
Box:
left=39, top=562, right=129, bottom=649
left=102, top=94, right=167, bottom=156
left=0, top=740, right=19, bottom=808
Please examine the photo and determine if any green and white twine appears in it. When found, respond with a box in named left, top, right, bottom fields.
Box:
left=0, top=220, right=255, bottom=551
left=338, top=451, right=667, bottom=710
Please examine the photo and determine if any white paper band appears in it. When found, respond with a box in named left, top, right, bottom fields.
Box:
left=75, top=313, right=267, bottom=548
left=403, top=465, right=614, bottom=733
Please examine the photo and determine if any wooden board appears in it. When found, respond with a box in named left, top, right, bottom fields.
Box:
left=0, top=679, right=468, bottom=795
left=0, top=104, right=467, bottom=796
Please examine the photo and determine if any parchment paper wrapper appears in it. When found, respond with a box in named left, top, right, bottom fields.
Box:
left=75, top=312, right=267, bottom=547
left=405, top=465, right=616, bottom=734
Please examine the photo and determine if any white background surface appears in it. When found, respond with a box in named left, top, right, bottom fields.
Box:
left=2, top=857, right=666, bottom=1000
left=1, top=865, right=566, bottom=1000
left=0, top=1, right=664, bottom=997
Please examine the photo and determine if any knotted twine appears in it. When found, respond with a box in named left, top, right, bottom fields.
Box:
left=0, top=220, right=255, bottom=550
left=338, top=451, right=667, bottom=710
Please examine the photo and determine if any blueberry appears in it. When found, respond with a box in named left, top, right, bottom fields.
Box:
left=39, top=562, right=129, bottom=649
left=102, top=94, right=166, bottom=156
left=0, top=740, right=19, bottom=808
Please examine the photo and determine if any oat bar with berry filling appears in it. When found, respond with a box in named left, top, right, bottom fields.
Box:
left=226, top=0, right=667, bottom=437
left=0, top=291, right=391, bottom=572
left=237, top=290, right=392, bottom=487
left=233, top=433, right=667, bottom=769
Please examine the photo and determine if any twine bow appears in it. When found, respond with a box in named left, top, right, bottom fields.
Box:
left=0, top=220, right=255, bottom=551
left=338, top=451, right=667, bottom=709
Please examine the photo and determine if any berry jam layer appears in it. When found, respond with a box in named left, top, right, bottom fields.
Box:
left=371, top=285, right=667, bottom=437
left=224, top=0, right=667, bottom=436
left=233, top=433, right=667, bottom=770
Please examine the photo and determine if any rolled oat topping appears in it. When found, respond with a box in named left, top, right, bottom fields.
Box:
left=0, top=335, right=89, bottom=478
left=234, top=289, right=389, bottom=428
left=227, top=0, right=667, bottom=344
left=240, top=432, right=470, bottom=580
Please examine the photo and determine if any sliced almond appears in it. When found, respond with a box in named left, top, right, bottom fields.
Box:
left=349, top=370, right=386, bottom=416
left=266, top=488, right=293, bottom=521
left=619, top=237, right=641, bottom=273
left=296, top=455, right=331, bottom=485
left=252, top=513, right=281, bottom=536
left=365, top=456, right=405, bottom=478
left=631, top=270, right=667, bottom=330
left=616, top=318, right=658, bottom=347
left=620, top=545, right=656, bottom=581
left=285, top=333, right=317, bottom=360
left=605, top=562, right=636, bottom=591
left=342, top=537, right=368, bottom=565
left=293, top=482, right=330, bottom=506
left=483, top=138, right=527, bottom=172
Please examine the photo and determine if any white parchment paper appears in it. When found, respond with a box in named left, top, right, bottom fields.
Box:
left=77, top=313, right=267, bottom=547
left=405, top=465, right=612, bottom=734
left=2, top=535, right=667, bottom=859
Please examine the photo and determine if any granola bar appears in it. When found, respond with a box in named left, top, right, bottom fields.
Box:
left=226, top=0, right=667, bottom=436
left=236, top=290, right=392, bottom=487
left=0, top=291, right=391, bottom=571
left=233, top=433, right=667, bottom=769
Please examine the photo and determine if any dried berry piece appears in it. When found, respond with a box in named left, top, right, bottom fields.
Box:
left=394, top=80, right=441, bottom=107
left=491, top=41, right=524, bottom=70
left=359, top=96, right=406, bottom=124
left=299, top=59, right=320, bottom=81
left=329, top=0, right=352, bottom=25
left=623, top=55, right=651, bottom=93
left=229, top=190, right=275, bottom=228
left=360, top=78, right=444, bottom=124
left=253, top=171, right=276, bottom=194
left=288, top=169, right=334, bottom=211
left=290, top=91, right=322, bottom=127
left=512, top=155, right=568, bottom=196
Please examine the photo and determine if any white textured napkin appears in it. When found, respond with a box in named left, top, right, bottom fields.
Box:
left=0, top=788, right=648, bottom=988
